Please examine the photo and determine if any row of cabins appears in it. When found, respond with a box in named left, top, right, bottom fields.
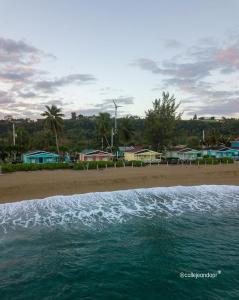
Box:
left=22, top=148, right=162, bottom=164
left=22, top=140, right=239, bottom=164
left=167, top=146, right=239, bottom=161
left=78, top=148, right=162, bottom=162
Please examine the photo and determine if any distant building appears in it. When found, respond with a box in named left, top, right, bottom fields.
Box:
left=167, top=147, right=201, bottom=160
left=117, top=146, right=136, bottom=158
left=231, top=139, right=239, bottom=150
left=215, top=147, right=239, bottom=159
left=23, top=151, right=59, bottom=164
left=79, top=149, right=114, bottom=161
left=201, top=146, right=225, bottom=157
left=118, top=146, right=136, bottom=152
left=201, top=146, right=239, bottom=159
left=124, top=148, right=162, bottom=162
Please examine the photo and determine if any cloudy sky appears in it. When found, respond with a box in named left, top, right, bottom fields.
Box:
left=0, top=0, right=239, bottom=119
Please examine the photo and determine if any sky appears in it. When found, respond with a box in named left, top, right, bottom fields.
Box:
left=0, top=0, right=239, bottom=119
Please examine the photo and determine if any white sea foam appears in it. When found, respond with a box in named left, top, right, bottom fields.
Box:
left=0, top=185, right=239, bottom=233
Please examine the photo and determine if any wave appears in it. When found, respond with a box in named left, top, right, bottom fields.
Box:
left=0, top=185, right=239, bottom=233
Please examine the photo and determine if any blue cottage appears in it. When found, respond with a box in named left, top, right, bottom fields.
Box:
left=23, top=151, right=59, bottom=164
left=231, top=140, right=239, bottom=149
left=215, top=147, right=239, bottom=160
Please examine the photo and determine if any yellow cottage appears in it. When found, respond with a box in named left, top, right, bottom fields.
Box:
left=124, top=149, right=162, bottom=162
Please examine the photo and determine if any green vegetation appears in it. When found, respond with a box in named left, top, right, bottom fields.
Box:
left=96, top=112, right=112, bottom=150
left=194, top=157, right=234, bottom=165
left=0, top=92, right=239, bottom=163
left=41, top=105, right=64, bottom=154
left=145, top=92, right=181, bottom=151
left=0, top=160, right=145, bottom=173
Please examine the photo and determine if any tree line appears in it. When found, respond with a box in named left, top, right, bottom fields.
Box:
left=0, top=92, right=239, bottom=162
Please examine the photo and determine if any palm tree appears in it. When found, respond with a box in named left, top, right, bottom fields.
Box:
left=96, top=112, right=111, bottom=151
left=41, top=105, right=64, bottom=154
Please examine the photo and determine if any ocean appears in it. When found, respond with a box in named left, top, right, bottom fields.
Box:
left=0, top=185, right=239, bottom=300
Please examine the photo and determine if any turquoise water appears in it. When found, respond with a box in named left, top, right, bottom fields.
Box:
left=0, top=185, right=239, bottom=299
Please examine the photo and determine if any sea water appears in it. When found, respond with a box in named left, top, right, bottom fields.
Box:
left=0, top=185, right=239, bottom=299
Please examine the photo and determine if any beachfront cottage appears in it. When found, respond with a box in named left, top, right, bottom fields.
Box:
left=167, top=147, right=201, bottom=161
left=116, top=146, right=136, bottom=158
left=215, top=147, right=239, bottom=160
left=201, top=144, right=228, bottom=157
left=23, top=151, right=59, bottom=164
left=231, top=139, right=239, bottom=149
left=79, top=149, right=114, bottom=161
left=124, top=148, right=162, bottom=162
left=201, top=146, right=239, bottom=160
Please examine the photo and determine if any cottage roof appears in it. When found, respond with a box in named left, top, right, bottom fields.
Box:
left=123, top=146, right=145, bottom=153
left=24, top=150, right=59, bottom=157
left=178, top=148, right=199, bottom=153
left=169, top=145, right=186, bottom=150
left=81, top=149, right=113, bottom=156
left=118, top=146, right=135, bottom=152
left=217, top=148, right=238, bottom=153
left=134, top=149, right=162, bottom=155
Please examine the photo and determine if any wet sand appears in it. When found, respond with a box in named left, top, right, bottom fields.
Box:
left=0, top=163, right=239, bottom=203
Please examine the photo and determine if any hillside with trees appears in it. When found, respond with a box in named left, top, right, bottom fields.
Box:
left=0, top=93, right=239, bottom=162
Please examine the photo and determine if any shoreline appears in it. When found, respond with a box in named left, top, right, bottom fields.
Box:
left=0, top=163, right=239, bottom=204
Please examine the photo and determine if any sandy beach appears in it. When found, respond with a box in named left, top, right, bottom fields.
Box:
left=0, top=163, right=239, bottom=203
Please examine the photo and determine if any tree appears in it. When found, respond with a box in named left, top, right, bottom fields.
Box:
left=119, top=116, right=134, bottom=145
left=145, top=92, right=181, bottom=151
left=96, top=113, right=112, bottom=150
left=71, top=112, right=77, bottom=120
left=16, top=127, right=30, bottom=153
left=204, top=128, right=220, bottom=146
left=187, top=136, right=200, bottom=149
left=41, top=105, right=64, bottom=154
left=193, top=114, right=197, bottom=120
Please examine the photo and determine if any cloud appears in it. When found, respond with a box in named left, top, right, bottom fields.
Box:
left=132, top=35, right=239, bottom=117
left=195, top=98, right=239, bottom=116
left=164, top=39, right=183, bottom=49
left=66, top=96, right=135, bottom=117
left=0, top=36, right=98, bottom=118
left=0, top=98, right=67, bottom=119
left=43, top=99, right=64, bottom=106
left=131, top=58, right=162, bottom=74
left=0, top=90, right=14, bottom=104
left=101, top=96, right=134, bottom=105
left=93, top=96, right=134, bottom=112
left=0, top=37, right=43, bottom=65
left=0, top=67, right=36, bottom=82
left=17, top=91, right=38, bottom=98
left=34, top=74, right=97, bottom=93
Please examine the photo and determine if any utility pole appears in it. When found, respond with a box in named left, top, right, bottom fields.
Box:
left=7, top=116, right=17, bottom=161
left=113, top=100, right=118, bottom=134
left=112, top=100, right=122, bottom=148
left=13, top=121, right=16, bottom=146
left=111, top=128, right=114, bottom=148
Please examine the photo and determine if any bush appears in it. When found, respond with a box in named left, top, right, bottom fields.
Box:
left=0, top=163, right=72, bottom=173
left=218, top=157, right=234, bottom=164
left=125, top=160, right=145, bottom=167
left=0, top=160, right=146, bottom=173
left=194, top=157, right=234, bottom=165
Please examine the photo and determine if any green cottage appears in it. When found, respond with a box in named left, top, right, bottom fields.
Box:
left=23, top=151, right=59, bottom=164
